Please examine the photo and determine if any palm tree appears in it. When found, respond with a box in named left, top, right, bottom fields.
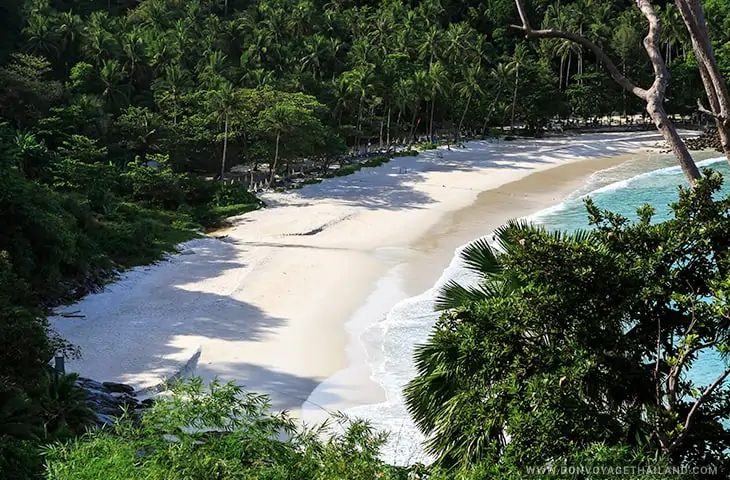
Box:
left=208, top=82, right=238, bottom=178
left=427, top=61, right=448, bottom=142
left=152, top=64, right=191, bottom=125
left=481, top=63, right=510, bottom=136
left=146, top=31, right=179, bottom=73
left=418, top=25, right=441, bottom=68
left=23, top=13, right=59, bottom=59
left=121, top=27, right=148, bottom=88
left=507, top=44, right=528, bottom=133
left=404, top=223, right=525, bottom=466
left=197, top=50, right=228, bottom=90
left=543, top=4, right=579, bottom=90
left=660, top=4, right=687, bottom=64
left=404, top=220, right=606, bottom=467
left=342, top=66, right=374, bottom=148
left=456, top=64, right=483, bottom=144
left=82, top=12, right=116, bottom=61
left=99, top=59, right=130, bottom=111
left=55, top=11, right=82, bottom=79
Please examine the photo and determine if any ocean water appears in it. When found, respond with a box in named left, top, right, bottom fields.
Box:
left=340, top=154, right=730, bottom=465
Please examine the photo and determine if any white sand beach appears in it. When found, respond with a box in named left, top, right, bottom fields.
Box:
left=50, top=131, right=681, bottom=417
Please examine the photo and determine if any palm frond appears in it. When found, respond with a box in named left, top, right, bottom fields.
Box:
left=492, top=218, right=542, bottom=253
left=460, top=237, right=502, bottom=276
left=435, top=280, right=501, bottom=311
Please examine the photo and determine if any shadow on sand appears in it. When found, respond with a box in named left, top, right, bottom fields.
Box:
left=51, top=236, right=339, bottom=413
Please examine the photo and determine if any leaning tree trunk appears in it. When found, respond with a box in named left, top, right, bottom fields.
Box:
left=674, top=0, right=730, bottom=162
left=512, top=0, right=700, bottom=185
left=409, top=106, right=420, bottom=144
left=458, top=93, right=473, bottom=145
left=221, top=113, right=229, bottom=178
left=482, top=90, right=502, bottom=136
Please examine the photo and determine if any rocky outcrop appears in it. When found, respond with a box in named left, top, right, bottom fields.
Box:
left=685, top=127, right=723, bottom=152
left=76, top=377, right=152, bottom=426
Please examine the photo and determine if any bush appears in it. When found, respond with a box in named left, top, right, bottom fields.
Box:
left=0, top=436, right=43, bottom=480
left=120, top=156, right=185, bottom=210
left=211, top=182, right=261, bottom=207
left=43, top=378, right=411, bottom=480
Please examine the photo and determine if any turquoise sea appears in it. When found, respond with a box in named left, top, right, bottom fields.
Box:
left=339, top=152, right=730, bottom=465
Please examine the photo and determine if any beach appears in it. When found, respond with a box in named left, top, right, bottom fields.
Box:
left=50, top=131, right=683, bottom=418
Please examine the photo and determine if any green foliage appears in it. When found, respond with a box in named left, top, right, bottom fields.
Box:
left=1, top=0, right=729, bottom=476
left=212, top=182, right=262, bottom=208
left=406, top=172, right=730, bottom=476
left=43, top=378, right=410, bottom=480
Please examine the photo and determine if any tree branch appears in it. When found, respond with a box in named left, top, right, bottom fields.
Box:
left=697, top=98, right=722, bottom=119
left=669, top=364, right=730, bottom=452
left=511, top=0, right=700, bottom=183
left=511, top=0, right=647, bottom=99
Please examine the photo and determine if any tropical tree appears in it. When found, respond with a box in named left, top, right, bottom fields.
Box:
left=405, top=173, right=730, bottom=475
left=207, top=81, right=239, bottom=178
left=456, top=63, right=483, bottom=143
left=152, top=64, right=192, bottom=125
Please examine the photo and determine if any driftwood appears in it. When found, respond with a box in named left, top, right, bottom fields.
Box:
left=512, top=0, right=700, bottom=184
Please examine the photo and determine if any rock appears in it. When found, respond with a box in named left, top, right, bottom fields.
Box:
left=140, top=398, right=155, bottom=409
left=103, top=381, right=135, bottom=394
left=76, top=377, right=142, bottom=427
left=76, top=377, right=105, bottom=392
left=686, top=127, right=723, bottom=152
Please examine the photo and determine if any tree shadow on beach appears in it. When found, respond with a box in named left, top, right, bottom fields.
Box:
left=51, top=237, right=292, bottom=396
left=196, top=361, right=326, bottom=413
left=264, top=131, right=667, bottom=212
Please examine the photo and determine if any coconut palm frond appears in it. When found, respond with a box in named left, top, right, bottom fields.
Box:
left=548, top=227, right=597, bottom=244
left=460, top=237, right=502, bottom=276
left=435, top=280, right=502, bottom=311
left=492, top=218, right=542, bottom=252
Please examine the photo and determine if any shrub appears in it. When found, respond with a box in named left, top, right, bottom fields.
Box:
left=120, top=156, right=185, bottom=210
left=211, top=182, right=261, bottom=207
left=43, top=378, right=411, bottom=480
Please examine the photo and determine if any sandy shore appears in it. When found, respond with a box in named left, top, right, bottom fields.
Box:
left=50, top=131, right=683, bottom=417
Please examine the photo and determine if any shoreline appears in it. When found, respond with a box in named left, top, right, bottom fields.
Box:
left=50, top=131, right=688, bottom=419
left=302, top=150, right=674, bottom=425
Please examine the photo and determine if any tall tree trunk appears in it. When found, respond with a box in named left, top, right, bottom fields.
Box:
left=221, top=113, right=229, bottom=178
left=429, top=98, right=436, bottom=142
left=559, top=56, right=564, bottom=90
left=356, top=94, right=364, bottom=149
left=578, top=24, right=583, bottom=80
left=482, top=90, right=502, bottom=136
left=379, top=118, right=384, bottom=149
left=409, top=106, right=420, bottom=144
left=697, top=61, right=730, bottom=159
left=386, top=105, right=391, bottom=147
left=566, top=54, right=572, bottom=87
left=458, top=94, right=473, bottom=145
left=510, top=63, right=519, bottom=133
left=674, top=0, right=730, bottom=163
left=269, top=131, right=281, bottom=185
